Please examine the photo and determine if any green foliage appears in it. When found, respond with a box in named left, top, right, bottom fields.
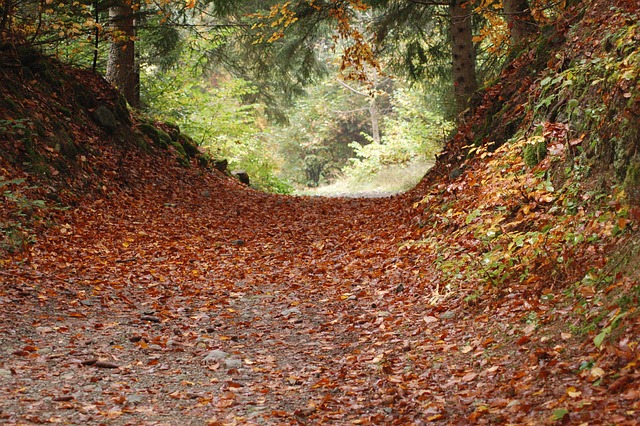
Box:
left=141, top=46, right=291, bottom=193
left=0, top=118, right=32, bottom=136
left=551, top=408, right=569, bottom=422
left=623, top=161, right=640, bottom=203
left=138, top=122, right=168, bottom=149
left=137, top=17, right=183, bottom=71
left=0, top=176, right=46, bottom=253
left=593, top=311, right=627, bottom=348
left=523, top=140, right=547, bottom=168
left=344, top=88, right=452, bottom=181
left=270, top=75, right=374, bottom=187
left=366, top=2, right=455, bottom=111
left=526, top=12, right=640, bottom=188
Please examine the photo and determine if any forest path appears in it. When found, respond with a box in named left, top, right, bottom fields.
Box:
left=0, top=172, right=619, bottom=425
left=0, top=176, right=436, bottom=425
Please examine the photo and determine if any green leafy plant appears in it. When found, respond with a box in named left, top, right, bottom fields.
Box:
left=141, top=46, right=291, bottom=193
left=593, top=311, right=628, bottom=349
left=1, top=177, right=46, bottom=253
left=344, top=88, right=452, bottom=182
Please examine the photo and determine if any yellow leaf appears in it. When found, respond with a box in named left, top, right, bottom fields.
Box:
left=460, top=345, right=473, bottom=354
left=185, top=0, right=195, bottom=8
left=567, top=386, right=582, bottom=398
left=370, top=354, right=384, bottom=363
left=590, top=367, right=605, bottom=379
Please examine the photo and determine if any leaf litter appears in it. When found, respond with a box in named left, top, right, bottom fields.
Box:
left=1, top=143, right=638, bottom=424
left=1, top=0, right=640, bottom=423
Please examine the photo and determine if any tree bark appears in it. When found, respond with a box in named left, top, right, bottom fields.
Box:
left=369, top=96, right=381, bottom=144
left=336, top=77, right=381, bottom=144
left=0, top=0, right=13, bottom=33
left=449, top=0, right=477, bottom=115
left=106, top=1, right=139, bottom=108
left=503, top=0, right=536, bottom=45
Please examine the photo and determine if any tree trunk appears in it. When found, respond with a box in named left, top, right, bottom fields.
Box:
left=0, top=0, right=13, bottom=33
left=106, top=1, right=139, bottom=108
left=449, top=0, right=477, bottom=115
left=503, top=0, right=536, bottom=45
left=369, top=96, right=381, bottom=144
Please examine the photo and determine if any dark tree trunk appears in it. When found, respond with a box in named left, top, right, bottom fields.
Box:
left=0, top=0, right=13, bottom=33
left=503, top=0, right=537, bottom=45
left=106, top=1, right=139, bottom=108
left=449, top=0, right=477, bottom=115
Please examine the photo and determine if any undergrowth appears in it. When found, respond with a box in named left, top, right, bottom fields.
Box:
left=407, top=1, right=640, bottom=351
left=0, top=176, right=48, bottom=254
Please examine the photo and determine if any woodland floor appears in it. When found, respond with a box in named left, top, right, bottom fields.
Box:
left=0, top=156, right=638, bottom=425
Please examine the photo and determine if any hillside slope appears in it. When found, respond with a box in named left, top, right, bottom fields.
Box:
left=1, top=0, right=639, bottom=424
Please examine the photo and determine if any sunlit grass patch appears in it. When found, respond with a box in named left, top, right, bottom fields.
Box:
left=297, top=160, right=434, bottom=198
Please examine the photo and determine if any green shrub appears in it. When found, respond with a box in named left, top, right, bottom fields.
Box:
left=523, top=140, right=547, bottom=168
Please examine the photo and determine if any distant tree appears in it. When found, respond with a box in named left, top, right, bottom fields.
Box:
left=250, top=0, right=478, bottom=115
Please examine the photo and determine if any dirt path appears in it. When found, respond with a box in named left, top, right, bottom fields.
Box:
left=0, top=176, right=421, bottom=425
left=1, top=172, right=637, bottom=425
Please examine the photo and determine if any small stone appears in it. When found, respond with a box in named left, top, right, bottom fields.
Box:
left=213, top=159, right=228, bottom=172
left=204, top=349, right=229, bottom=362
left=94, top=361, right=119, bottom=369
left=0, top=368, right=12, bottom=378
left=187, top=392, right=203, bottom=399
left=506, top=400, right=520, bottom=408
left=52, top=395, right=74, bottom=402
left=440, top=311, right=456, bottom=320
left=281, top=308, right=301, bottom=317
left=91, top=105, right=118, bottom=133
left=225, top=358, right=243, bottom=369
left=36, top=348, right=52, bottom=356
left=126, top=394, right=143, bottom=404
left=141, top=315, right=161, bottom=323
left=148, top=344, right=163, bottom=351
left=231, top=170, right=250, bottom=185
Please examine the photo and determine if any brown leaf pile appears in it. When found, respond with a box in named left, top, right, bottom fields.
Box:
left=1, top=0, right=640, bottom=423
